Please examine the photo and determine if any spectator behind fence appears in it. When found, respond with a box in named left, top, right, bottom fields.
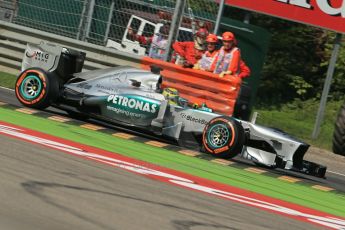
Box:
left=171, top=27, right=209, bottom=68
left=194, top=33, right=219, bottom=71
left=128, top=24, right=170, bottom=60
left=238, top=60, right=251, bottom=78
left=211, top=32, right=241, bottom=78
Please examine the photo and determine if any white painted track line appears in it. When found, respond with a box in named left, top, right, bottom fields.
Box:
left=328, top=170, right=345, bottom=177
left=0, top=86, right=14, bottom=91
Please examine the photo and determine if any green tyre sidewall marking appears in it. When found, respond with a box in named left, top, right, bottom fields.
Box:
left=20, top=74, right=42, bottom=100
left=207, top=123, right=230, bottom=148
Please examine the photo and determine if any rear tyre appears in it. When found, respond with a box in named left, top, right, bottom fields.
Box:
left=333, top=101, right=345, bottom=156
left=202, top=116, right=245, bottom=158
left=15, top=68, right=59, bottom=109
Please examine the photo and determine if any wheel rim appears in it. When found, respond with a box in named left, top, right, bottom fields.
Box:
left=207, top=124, right=230, bottom=148
left=20, top=74, right=42, bottom=100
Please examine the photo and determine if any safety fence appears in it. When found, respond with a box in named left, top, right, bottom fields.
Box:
left=1, top=0, right=218, bottom=46
left=141, top=57, right=241, bottom=116
left=0, top=20, right=142, bottom=74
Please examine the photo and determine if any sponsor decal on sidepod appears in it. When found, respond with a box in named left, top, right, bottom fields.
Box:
left=107, top=95, right=157, bottom=113
left=0, top=122, right=345, bottom=230
left=180, top=113, right=208, bottom=125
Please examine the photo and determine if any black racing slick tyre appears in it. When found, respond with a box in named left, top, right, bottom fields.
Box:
left=332, top=101, right=345, bottom=156
left=15, top=68, right=59, bottom=109
left=202, top=116, right=245, bottom=159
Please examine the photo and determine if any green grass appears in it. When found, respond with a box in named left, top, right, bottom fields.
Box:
left=1, top=107, right=345, bottom=217
left=0, top=71, right=16, bottom=89
left=0, top=71, right=340, bottom=151
left=254, top=99, right=342, bottom=151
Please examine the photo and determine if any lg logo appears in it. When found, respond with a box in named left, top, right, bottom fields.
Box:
left=276, top=0, right=345, bottom=17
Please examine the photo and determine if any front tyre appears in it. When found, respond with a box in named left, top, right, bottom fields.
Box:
left=202, top=116, right=245, bottom=158
left=15, top=68, right=59, bottom=109
left=333, top=100, right=345, bottom=156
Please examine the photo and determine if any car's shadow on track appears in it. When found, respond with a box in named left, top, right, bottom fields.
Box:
left=41, top=107, right=339, bottom=189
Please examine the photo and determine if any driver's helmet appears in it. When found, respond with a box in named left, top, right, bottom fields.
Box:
left=162, top=87, right=179, bottom=105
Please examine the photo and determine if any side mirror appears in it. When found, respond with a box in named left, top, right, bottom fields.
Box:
left=130, top=79, right=141, bottom=87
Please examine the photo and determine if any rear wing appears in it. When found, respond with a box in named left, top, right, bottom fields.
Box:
left=22, top=41, right=63, bottom=72
left=22, top=41, right=86, bottom=81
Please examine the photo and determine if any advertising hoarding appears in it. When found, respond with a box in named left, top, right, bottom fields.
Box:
left=225, top=0, right=345, bottom=33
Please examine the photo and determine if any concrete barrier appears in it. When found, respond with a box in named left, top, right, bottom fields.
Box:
left=0, top=20, right=143, bottom=74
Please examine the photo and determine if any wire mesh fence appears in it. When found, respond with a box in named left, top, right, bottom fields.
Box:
left=1, top=0, right=219, bottom=47
left=15, top=0, right=85, bottom=39
left=0, top=0, right=17, bottom=22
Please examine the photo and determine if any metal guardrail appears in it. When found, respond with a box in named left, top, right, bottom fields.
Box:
left=0, top=20, right=143, bottom=75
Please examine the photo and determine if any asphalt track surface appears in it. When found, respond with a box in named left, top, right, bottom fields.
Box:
left=0, top=134, right=324, bottom=230
left=0, top=87, right=342, bottom=229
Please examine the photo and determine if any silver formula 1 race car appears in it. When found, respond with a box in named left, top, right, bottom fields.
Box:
left=15, top=41, right=327, bottom=178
